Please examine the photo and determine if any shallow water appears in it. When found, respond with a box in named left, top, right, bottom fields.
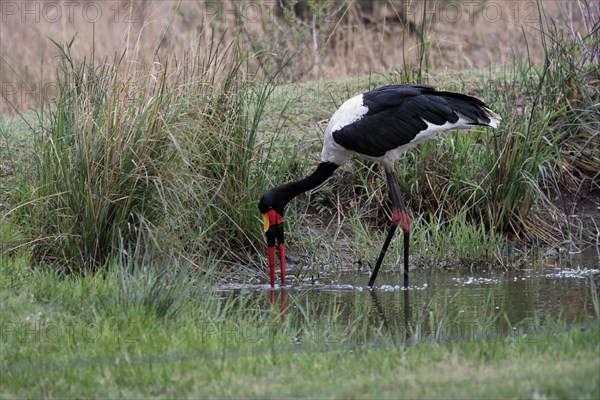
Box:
left=221, top=250, right=600, bottom=341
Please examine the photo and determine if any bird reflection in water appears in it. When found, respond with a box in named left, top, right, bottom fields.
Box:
left=369, top=289, right=412, bottom=343
left=268, top=289, right=287, bottom=322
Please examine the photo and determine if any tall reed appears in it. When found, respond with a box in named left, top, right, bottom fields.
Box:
left=21, top=38, right=173, bottom=273
left=152, top=42, right=291, bottom=270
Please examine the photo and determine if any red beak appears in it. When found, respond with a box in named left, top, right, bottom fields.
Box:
left=263, top=209, right=286, bottom=288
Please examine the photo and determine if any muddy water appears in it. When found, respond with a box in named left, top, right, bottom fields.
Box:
left=222, top=250, right=599, bottom=340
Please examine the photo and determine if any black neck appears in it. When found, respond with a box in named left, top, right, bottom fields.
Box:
left=279, top=162, right=339, bottom=206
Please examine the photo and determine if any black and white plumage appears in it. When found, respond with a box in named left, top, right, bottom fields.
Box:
left=259, top=84, right=501, bottom=289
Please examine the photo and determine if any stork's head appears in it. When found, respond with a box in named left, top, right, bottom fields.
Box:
left=258, top=162, right=339, bottom=287
left=258, top=187, right=285, bottom=217
left=258, top=188, right=287, bottom=288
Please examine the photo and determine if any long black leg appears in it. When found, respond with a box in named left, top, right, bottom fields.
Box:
left=368, top=165, right=411, bottom=288
left=368, top=224, right=397, bottom=287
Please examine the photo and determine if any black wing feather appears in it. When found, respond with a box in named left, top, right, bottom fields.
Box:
left=332, top=84, right=491, bottom=157
left=429, top=90, right=492, bottom=123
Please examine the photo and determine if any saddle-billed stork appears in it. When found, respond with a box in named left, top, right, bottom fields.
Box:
left=259, top=84, right=500, bottom=289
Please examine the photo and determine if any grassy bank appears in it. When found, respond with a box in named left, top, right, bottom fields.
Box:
left=1, top=255, right=599, bottom=398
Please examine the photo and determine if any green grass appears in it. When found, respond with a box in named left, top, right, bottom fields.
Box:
left=1, top=255, right=598, bottom=399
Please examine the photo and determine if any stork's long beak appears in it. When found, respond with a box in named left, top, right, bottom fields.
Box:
left=262, top=210, right=286, bottom=288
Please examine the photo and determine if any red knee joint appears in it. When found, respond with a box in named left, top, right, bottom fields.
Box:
left=391, top=209, right=402, bottom=226
left=392, top=209, right=411, bottom=234
left=401, top=212, right=411, bottom=234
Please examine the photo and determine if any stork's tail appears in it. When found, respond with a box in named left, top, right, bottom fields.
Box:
left=427, top=88, right=502, bottom=129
